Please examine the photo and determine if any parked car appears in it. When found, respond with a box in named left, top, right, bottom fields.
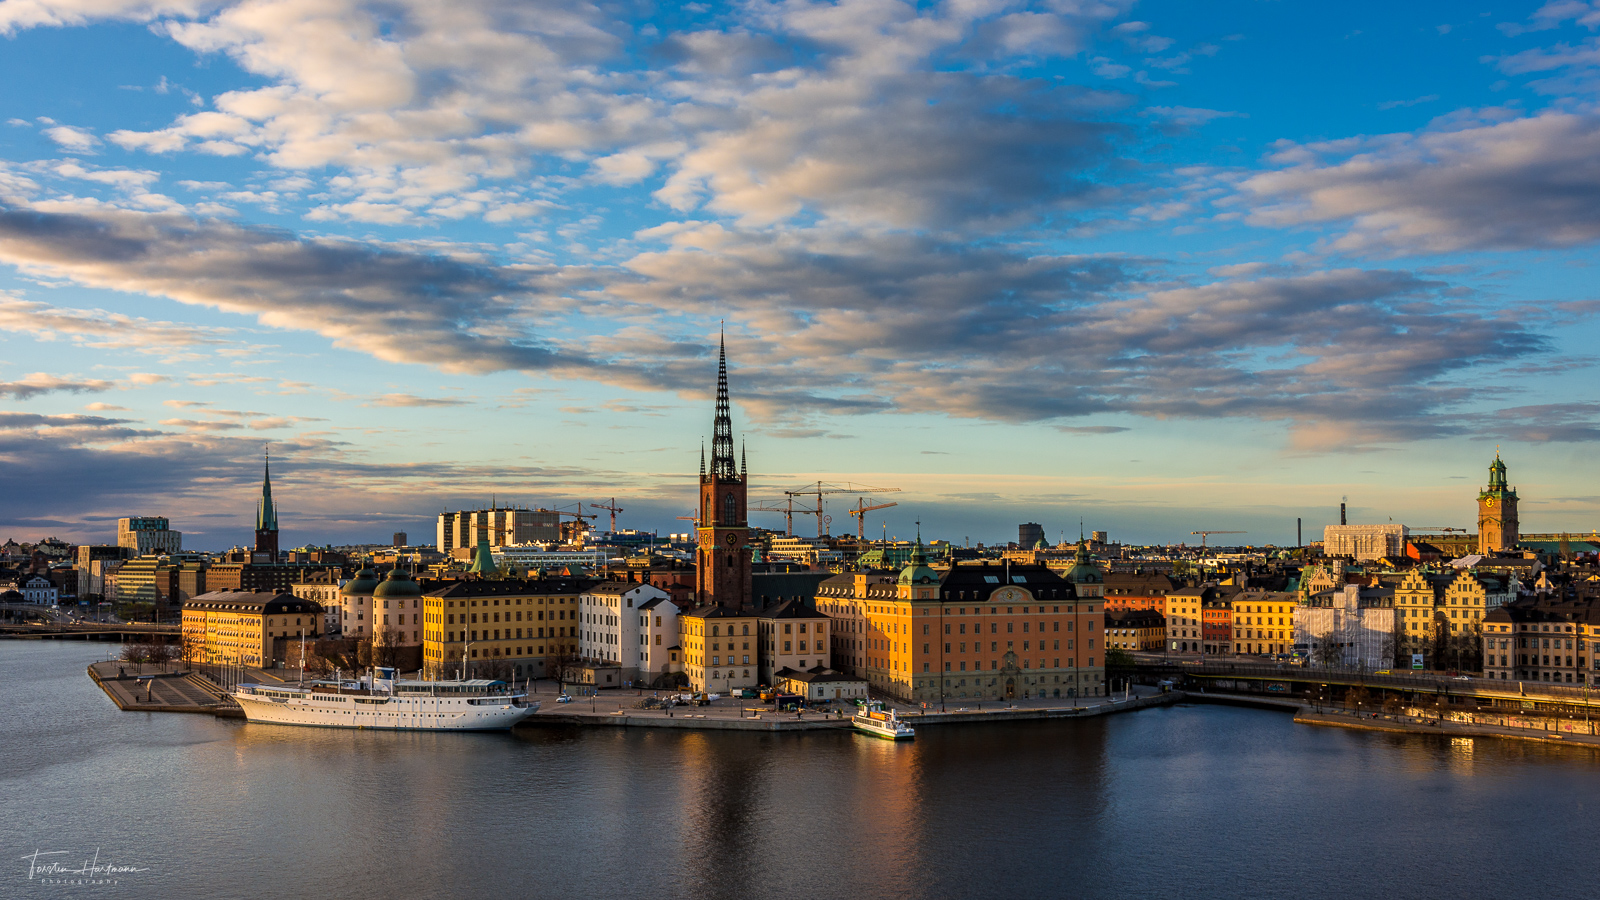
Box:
left=1453, top=675, right=1472, bottom=681
left=556, top=694, right=573, bottom=703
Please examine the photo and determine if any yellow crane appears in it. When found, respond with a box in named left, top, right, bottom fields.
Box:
left=1190, top=530, right=1245, bottom=549
left=848, top=500, right=898, bottom=539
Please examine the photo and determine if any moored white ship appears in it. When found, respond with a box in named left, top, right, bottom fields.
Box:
left=231, top=668, right=540, bottom=731
left=853, top=702, right=914, bottom=740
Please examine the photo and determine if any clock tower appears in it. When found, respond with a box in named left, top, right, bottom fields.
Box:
left=1477, top=453, right=1519, bottom=555
left=696, top=332, right=753, bottom=611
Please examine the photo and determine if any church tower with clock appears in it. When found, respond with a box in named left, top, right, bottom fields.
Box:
left=1477, top=453, right=1519, bottom=555
left=696, top=333, right=753, bottom=611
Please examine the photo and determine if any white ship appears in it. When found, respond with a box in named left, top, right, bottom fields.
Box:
left=231, top=668, right=540, bottom=731
left=853, top=702, right=914, bottom=741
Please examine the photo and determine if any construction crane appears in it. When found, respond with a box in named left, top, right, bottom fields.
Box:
left=752, top=498, right=808, bottom=535
left=783, top=481, right=901, bottom=538
left=1190, top=530, right=1246, bottom=549
left=848, top=500, right=898, bottom=539
left=591, top=498, right=624, bottom=532
left=552, top=504, right=597, bottom=544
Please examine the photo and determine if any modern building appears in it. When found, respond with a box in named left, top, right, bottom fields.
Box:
left=117, top=517, right=182, bottom=556
left=436, top=507, right=562, bottom=555
left=1323, top=524, right=1409, bottom=561
left=1019, top=523, right=1045, bottom=549
left=182, top=590, right=322, bottom=667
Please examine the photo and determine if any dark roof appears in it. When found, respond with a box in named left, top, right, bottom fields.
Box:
left=681, top=604, right=754, bottom=619
left=757, top=597, right=828, bottom=620
left=425, top=578, right=596, bottom=598
left=938, top=562, right=1073, bottom=602
left=774, top=665, right=861, bottom=684
left=1106, top=608, right=1165, bottom=628
left=185, top=590, right=318, bottom=614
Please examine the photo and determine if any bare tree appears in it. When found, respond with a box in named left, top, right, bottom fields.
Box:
left=479, top=657, right=514, bottom=682
left=546, top=644, right=579, bottom=695
left=147, top=639, right=173, bottom=673
left=1313, top=635, right=1342, bottom=669
left=371, top=628, right=401, bottom=668
left=120, top=638, right=150, bottom=675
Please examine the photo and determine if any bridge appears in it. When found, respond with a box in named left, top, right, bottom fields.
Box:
left=0, top=604, right=178, bottom=641
left=1135, top=659, right=1600, bottom=716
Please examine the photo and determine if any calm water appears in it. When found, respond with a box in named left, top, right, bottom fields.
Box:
left=2, top=641, right=1596, bottom=900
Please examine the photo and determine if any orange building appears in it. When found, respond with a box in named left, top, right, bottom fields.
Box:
left=1202, top=598, right=1233, bottom=654
left=1103, top=572, right=1177, bottom=615
left=814, top=550, right=1107, bottom=703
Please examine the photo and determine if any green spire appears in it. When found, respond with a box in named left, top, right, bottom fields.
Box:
left=256, top=448, right=278, bottom=532
left=467, top=531, right=498, bottom=576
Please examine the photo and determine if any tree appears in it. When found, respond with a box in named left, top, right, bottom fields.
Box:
left=147, top=639, right=173, bottom=673
left=1104, top=648, right=1136, bottom=692
left=479, top=658, right=514, bottom=683
left=120, top=638, right=150, bottom=674
left=545, top=644, right=579, bottom=695
left=372, top=628, right=401, bottom=669
left=1313, top=635, right=1342, bottom=669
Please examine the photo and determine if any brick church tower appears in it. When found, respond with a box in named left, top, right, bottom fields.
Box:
left=695, top=333, right=753, bottom=611
left=1477, top=452, right=1518, bottom=555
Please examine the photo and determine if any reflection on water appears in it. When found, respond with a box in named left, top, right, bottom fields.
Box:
left=4, top=643, right=1598, bottom=900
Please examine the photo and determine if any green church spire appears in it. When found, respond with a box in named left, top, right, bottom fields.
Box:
left=256, top=448, right=278, bottom=532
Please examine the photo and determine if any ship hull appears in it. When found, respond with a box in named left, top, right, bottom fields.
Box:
left=231, top=691, right=540, bottom=731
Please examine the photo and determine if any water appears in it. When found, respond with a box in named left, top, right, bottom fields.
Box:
left=2, top=641, right=1596, bottom=900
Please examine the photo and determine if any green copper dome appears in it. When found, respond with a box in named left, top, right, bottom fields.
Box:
left=1064, top=542, right=1102, bottom=585
left=898, top=539, right=938, bottom=586
left=340, top=567, right=380, bottom=596
left=372, top=567, right=422, bottom=598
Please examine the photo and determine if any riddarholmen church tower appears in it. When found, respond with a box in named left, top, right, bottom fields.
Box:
left=696, top=333, right=753, bottom=611
left=1477, top=452, right=1519, bottom=554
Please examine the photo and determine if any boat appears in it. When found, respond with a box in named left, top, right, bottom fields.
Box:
left=853, top=701, right=914, bottom=740
left=230, top=667, right=540, bottom=731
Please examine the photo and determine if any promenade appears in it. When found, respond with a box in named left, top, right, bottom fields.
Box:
left=1293, top=708, right=1600, bottom=749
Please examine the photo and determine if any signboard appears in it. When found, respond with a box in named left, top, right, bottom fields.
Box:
left=1411, top=653, right=1424, bottom=670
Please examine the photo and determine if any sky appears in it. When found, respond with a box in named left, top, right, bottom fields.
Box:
left=1, top=0, right=1599, bottom=550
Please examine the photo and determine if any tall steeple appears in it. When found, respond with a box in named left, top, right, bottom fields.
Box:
left=254, top=447, right=280, bottom=560
left=710, top=327, right=736, bottom=479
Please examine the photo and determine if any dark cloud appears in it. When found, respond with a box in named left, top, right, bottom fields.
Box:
left=0, top=372, right=114, bottom=399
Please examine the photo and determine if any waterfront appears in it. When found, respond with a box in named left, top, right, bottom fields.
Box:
left=5, top=642, right=1598, bottom=900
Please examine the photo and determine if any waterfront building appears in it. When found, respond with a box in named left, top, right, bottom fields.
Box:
left=117, top=517, right=181, bottom=556
left=336, top=567, right=380, bottom=638
left=420, top=576, right=590, bottom=680
left=1166, top=585, right=1210, bottom=653
left=577, top=581, right=671, bottom=684
left=775, top=665, right=867, bottom=701
left=756, top=597, right=832, bottom=684
left=1478, top=453, right=1519, bottom=555
left=290, top=572, right=345, bottom=634
left=182, top=590, right=322, bottom=667
left=679, top=604, right=758, bottom=693
left=1106, top=608, right=1166, bottom=651
left=1436, top=567, right=1515, bottom=670
left=1201, top=597, right=1232, bottom=654
left=814, top=552, right=1106, bottom=703
left=1231, top=591, right=1296, bottom=656
left=254, top=452, right=280, bottom=563
left=372, top=568, right=424, bottom=647
left=1323, top=524, right=1409, bottom=561
left=1483, top=600, right=1598, bottom=684
left=638, top=594, right=684, bottom=687
left=1102, top=572, right=1176, bottom=615
left=1394, top=569, right=1453, bottom=668
left=695, top=333, right=754, bottom=611
left=1293, top=585, right=1395, bottom=670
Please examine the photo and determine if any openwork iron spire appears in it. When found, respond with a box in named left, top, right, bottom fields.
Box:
left=710, top=328, right=736, bottom=479
left=256, top=447, right=278, bottom=532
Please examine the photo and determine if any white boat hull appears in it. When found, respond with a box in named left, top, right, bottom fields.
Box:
left=853, top=715, right=915, bottom=740
left=232, top=690, right=540, bottom=731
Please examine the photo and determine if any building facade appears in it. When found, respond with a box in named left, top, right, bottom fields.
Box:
left=756, top=598, right=832, bottom=684
left=182, top=590, right=321, bottom=667
left=421, top=576, right=592, bottom=680
left=577, top=581, right=671, bottom=685
left=1323, top=524, right=1409, bottom=561
left=678, top=604, right=759, bottom=693
left=1231, top=591, right=1296, bottom=656
left=117, top=517, right=181, bottom=556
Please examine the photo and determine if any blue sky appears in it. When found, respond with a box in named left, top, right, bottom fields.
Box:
left=0, top=0, right=1598, bottom=550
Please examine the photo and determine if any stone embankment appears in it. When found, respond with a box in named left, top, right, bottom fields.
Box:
left=1292, top=706, right=1600, bottom=749
left=88, top=661, right=235, bottom=715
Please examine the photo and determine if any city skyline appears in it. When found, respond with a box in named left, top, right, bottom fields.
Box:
left=2, top=1, right=1599, bottom=545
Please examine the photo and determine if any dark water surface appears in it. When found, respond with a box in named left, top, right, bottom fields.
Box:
left=3, top=641, right=1595, bottom=900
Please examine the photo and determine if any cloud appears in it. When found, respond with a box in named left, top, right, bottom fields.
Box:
left=1143, top=106, right=1245, bottom=126
left=1055, top=426, right=1130, bottom=435
left=365, top=393, right=469, bottom=408
left=0, top=295, right=236, bottom=354
left=1237, top=112, right=1600, bottom=254
left=1376, top=94, right=1439, bottom=110
left=41, top=124, right=100, bottom=152
left=0, top=206, right=590, bottom=374
left=0, top=372, right=114, bottom=399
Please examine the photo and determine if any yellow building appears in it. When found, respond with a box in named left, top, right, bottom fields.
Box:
left=679, top=605, right=759, bottom=693
left=421, top=577, right=590, bottom=680
left=182, top=590, right=321, bottom=667
left=1394, top=569, right=1450, bottom=665
left=756, top=598, right=832, bottom=684
left=1230, top=590, right=1296, bottom=656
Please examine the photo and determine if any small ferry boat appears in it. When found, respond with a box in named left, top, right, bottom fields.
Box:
left=231, top=667, right=540, bottom=731
left=853, top=701, right=914, bottom=741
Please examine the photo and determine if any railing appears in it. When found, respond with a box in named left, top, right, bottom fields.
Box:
left=1137, top=660, right=1599, bottom=702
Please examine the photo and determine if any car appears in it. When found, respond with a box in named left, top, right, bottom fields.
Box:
left=556, top=694, right=573, bottom=703
left=1453, top=675, right=1472, bottom=681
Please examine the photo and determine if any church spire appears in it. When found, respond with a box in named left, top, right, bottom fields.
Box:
left=710, top=326, right=736, bottom=480
left=256, top=447, right=278, bottom=532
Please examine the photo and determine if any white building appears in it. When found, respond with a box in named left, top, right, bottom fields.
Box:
left=291, top=577, right=347, bottom=634
left=1322, top=524, right=1409, bottom=561
left=18, top=574, right=58, bottom=605
left=638, top=594, right=683, bottom=687
left=492, top=547, right=609, bottom=573
left=1294, top=584, right=1395, bottom=670
left=117, top=516, right=182, bottom=556
left=436, top=508, right=562, bottom=555
left=578, top=581, right=671, bottom=686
